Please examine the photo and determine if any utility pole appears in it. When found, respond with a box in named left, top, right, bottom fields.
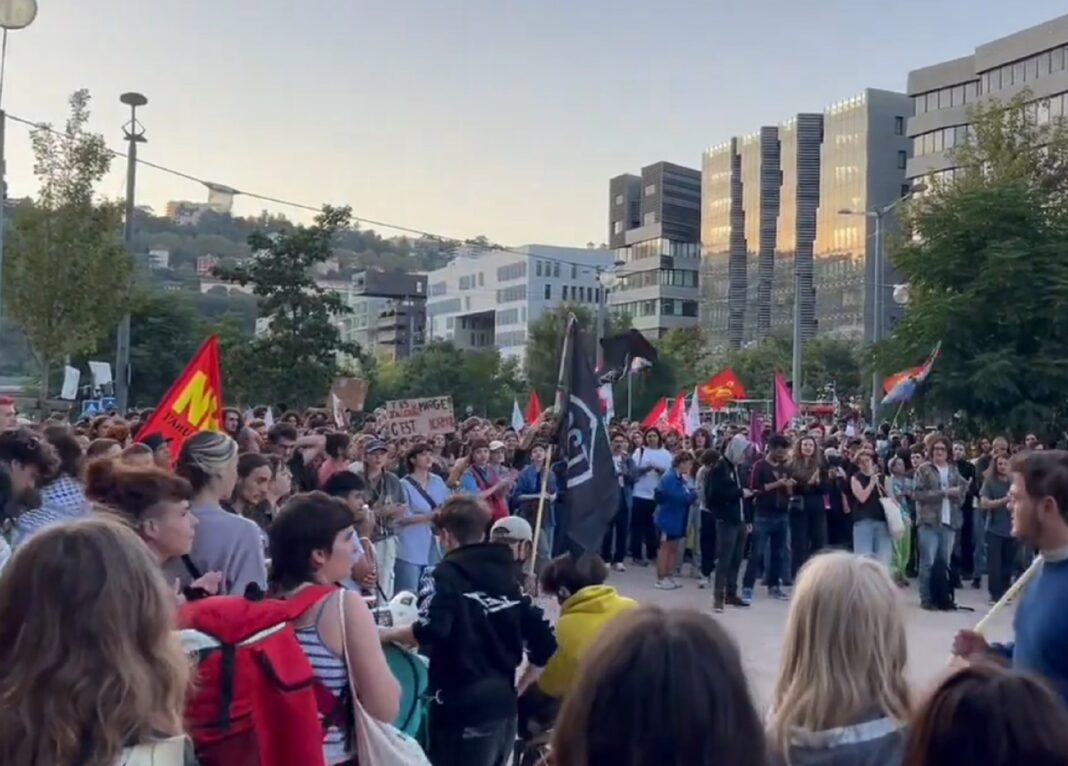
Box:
left=115, top=92, right=147, bottom=414
left=791, top=266, right=802, bottom=402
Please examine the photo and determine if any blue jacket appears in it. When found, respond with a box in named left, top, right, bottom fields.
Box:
left=654, top=468, right=696, bottom=538
left=510, top=462, right=558, bottom=529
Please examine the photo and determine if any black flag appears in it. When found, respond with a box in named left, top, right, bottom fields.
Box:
left=557, top=317, right=620, bottom=556
left=598, top=329, right=658, bottom=385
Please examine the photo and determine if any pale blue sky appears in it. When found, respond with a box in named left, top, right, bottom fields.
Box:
left=4, top=1, right=1065, bottom=246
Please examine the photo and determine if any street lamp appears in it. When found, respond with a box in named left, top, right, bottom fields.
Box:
left=0, top=0, right=37, bottom=342
left=838, top=182, right=926, bottom=421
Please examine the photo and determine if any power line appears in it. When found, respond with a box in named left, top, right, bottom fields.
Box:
left=5, top=111, right=612, bottom=272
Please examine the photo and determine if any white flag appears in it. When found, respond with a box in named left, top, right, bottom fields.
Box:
left=60, top=366, right=81, bottom=400
left=511, top=398, right=524, bottom=432
left=685, top=385, right=701, bottom=436
left=598, top=383, right=615, bottom=421
left=87, top=360, right=112, bottom=388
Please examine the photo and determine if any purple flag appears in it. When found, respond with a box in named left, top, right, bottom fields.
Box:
left=749, top=409, right=765, bottom=454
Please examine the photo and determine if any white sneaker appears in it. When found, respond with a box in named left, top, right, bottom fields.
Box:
left=654, top=579, right=674, bottom=590
left=668, top=577, right=683, bottom=589
left=613, top=562, right=626, bottom=573
left=698, top=577, right=710, bottom=589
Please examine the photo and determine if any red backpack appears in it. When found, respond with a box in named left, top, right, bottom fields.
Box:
left=178, top=585, right=345, bottom=766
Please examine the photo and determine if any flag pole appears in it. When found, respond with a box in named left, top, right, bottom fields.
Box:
left=530, top=444, right=554, bottom=575
left=554, top=315, right=575, bottom=412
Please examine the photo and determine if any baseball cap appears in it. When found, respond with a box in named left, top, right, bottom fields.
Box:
left=365, top=439, right=389, bottom=454
left=490, top=515, right=533, bottom=543
left=488, top=440, right=505, bottom=452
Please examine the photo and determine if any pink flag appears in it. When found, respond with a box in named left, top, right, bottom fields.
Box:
left=774, top=373, right=799, bottom=432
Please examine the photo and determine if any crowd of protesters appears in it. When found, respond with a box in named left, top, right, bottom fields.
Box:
left=1, top=392, right=1068, bottom=766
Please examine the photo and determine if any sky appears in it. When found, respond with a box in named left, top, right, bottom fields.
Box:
left=4, top=1, right=1066, bottom=247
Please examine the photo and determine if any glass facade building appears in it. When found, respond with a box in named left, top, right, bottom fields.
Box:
left=700, top=89, right=912, bottom=347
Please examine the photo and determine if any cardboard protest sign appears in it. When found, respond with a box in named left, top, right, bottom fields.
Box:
left=329, top=377, right=369, bottom=412
left=383, top=396, right=455, bottom=438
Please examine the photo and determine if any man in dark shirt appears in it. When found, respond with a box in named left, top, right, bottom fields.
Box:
left=742, top=434, right=794, bottom=603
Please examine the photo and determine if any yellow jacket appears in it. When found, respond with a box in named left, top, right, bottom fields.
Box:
left=537, top=585, right=638, bottom=698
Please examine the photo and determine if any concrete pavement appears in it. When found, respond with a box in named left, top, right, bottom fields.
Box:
left=601, top=564, right=1016, bottom=708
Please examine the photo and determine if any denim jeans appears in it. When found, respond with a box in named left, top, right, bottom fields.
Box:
left=393, top=559, right=426, bottom=596
left=743, top=515, right=788, bottom=590
left=601, top=493, right=630, bottom=564
left=918, top=523, right=956, bottom=605
left=852, top=519, right=893, bottom=569
left=714, top=520, right=746, bottom=596
left=430, top=716, right=517, bottom=766
left=973, top=507, right=987, bottom=577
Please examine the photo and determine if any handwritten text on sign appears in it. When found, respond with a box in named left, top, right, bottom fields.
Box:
left=383, top=396, right=456, bottom=438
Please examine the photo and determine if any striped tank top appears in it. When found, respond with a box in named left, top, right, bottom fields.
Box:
left=294, top=594, right=354, bottom=765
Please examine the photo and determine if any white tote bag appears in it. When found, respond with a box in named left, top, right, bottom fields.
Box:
left=338, top=591, right=431, bottom=766
left=877, top=480, right=907, bottom=542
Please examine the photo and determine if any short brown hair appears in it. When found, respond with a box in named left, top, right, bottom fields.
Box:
left=86, top=459, right=192, bottom=523
left=540, top=553, right=608, bottom=596
left=903, top=663, right=1068, bottom=766
left=1010, top=449, right=1068, bottom=522
left=433, top=495, right=490, bottom=545
left=551, top=606, right=765, bottom=766
left=672, top=450, right=696, bottom=469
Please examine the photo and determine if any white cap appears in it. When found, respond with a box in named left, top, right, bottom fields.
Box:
left=488, top=440, right=506, bottom=452
left=490, top=515, right=533, bottom=543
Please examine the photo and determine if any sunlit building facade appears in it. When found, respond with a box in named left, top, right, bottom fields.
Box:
left=700, top=88, right=912, bottom=347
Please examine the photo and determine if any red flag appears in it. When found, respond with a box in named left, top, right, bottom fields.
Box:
left=774, top=372, right=799, bottom=432
left=640, top=398, right=667, bottom=429
left=137, top=336, right=224, bottom=460
left=524, top=390, right=543, bottom=425
left=664, top=391, right=688, bottom=434
left=883, top=365, right=923, bottom=395
left=698, top=368, right=747, bottom=411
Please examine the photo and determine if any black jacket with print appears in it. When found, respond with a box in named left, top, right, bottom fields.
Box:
left=413, top=542, right=556, bottom=725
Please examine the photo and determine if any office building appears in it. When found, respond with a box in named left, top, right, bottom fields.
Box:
left=607, top=161, right=702, bottom=338
left=338, top=271, right=427, bottom=362
left=907, top=14, right=1068, bottom=187
left=425, top=244, right=613, bottom=364
left=701, top=89, right=912, bottom=348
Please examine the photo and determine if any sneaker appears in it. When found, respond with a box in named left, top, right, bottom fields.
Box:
left=613, top=562, right=626, bottom=573
left=769, top=587, right=789, bottom=601
left=654, top=579, right=674, bottom=590
left=698, top=577, right=710, bottom=589
left=713, top=596, right=725, bottom=613
left=972, top=577, right=982, bottom=589
left=920, top=601, right=937, bottom=611
left=726, top=592, right=750, bottom=608
left=741, top=587, right=753, bottom=604
left=667, top=577, right=682, bottom=589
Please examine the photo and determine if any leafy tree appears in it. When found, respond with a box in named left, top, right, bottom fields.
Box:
left=364, top=341, right=523, bottom=417
left=215, top=205, right=364, bottom=408
left=4, top=90, right=133, bottom=399
left=524, top=303, right=605, bottom=406
left=878, top=91, right=1068, bottom=436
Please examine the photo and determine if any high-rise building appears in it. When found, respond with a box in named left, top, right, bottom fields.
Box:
left=424, top=244, right=613, bottom=365
left=701, top=89, right=912, bottom=348
left=907, top=14, right=1068, bottom=188
left=337, top=271, right=427, bottom=362
left=607, top=161, right=702, bottom=338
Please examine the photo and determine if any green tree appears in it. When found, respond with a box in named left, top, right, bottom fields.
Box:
left=524, top=303, right=600, bottom=406
left=878, top=91, right=1068, bottom=436
left=4, top=90, right=133, bottom=398
left=215, top=205, right=363, bottom=407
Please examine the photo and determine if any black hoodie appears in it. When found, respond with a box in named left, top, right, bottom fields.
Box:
left=412, top=541, right=556, bottom=725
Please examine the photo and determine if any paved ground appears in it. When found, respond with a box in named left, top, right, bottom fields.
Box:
left=596, top=564, right=1016, bottom=708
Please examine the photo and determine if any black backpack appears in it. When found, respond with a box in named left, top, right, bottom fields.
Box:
left=929, top=548, right=957, bottom=610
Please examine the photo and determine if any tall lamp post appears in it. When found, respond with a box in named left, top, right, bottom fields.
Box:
left=0, top=0, right=38, bottom=335
left=838, top=183, right=925, bottom=422
left=115, top=91, right=146, bottom=413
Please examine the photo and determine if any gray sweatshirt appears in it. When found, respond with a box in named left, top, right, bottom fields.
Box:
left=165, top=502, right=267, bottom=597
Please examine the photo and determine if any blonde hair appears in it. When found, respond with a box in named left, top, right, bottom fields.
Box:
left=176, top=430, right=237, bottom=492
left=0, top=517, right=190, bottom=766
left=769, top=551, right=910, bottom=757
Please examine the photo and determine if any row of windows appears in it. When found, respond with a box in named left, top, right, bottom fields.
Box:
left=428, top=297, right=461, bottom=316
left=496, top=308, right=520, bottom=325
left=496, top=285, right=527, bottom=303
left=534, top=259, right=561, bottom=279
left=913, top=82, right=978, bottom=116
left=980, top=45, right=1068, bottom=96
left=458, top=273, right=484, bottom=290
left=430, top=281, right=447, bottom=297
left=913, top=125, right=972, bottom=157
left=615, top=268, right=699, bottom=292
left=611, top=299, right=699, bottom=318
left=616, top=238, right=700, bottom=263
left=496, top=329, right=527, bottom=347
left=496, top=261, right=527, bottom=281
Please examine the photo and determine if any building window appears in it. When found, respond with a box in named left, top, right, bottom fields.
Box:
left=897, top=150, right=907, bottom=169
left=615, top=194, right=623, bottom=205
left=901, top=184, right=910, bottom=198
left=681, top=300, right=698, bottom=317
left=662, top=299, right=675, bottom=316
left=595, top=287, right=601, bottom=304
left=544, top=284, right=551, bottom=300
left=644, top=184, right=656, bottom=196
left=553, top=261, right=560, bottom=278
left=894, top=116, right=904, bottom=135
left=477, top=272, right=484, bottom=287
left=613, top=220, right=622, bottom=235
left=643, top=211, right=656, bottom=225
left=571, top=264, right=577, bottom=279
left=536, top=260, right=543, bottom=277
